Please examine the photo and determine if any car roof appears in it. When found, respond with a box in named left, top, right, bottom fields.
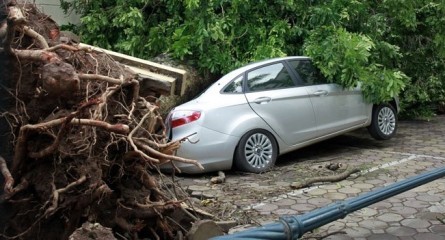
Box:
left=234, top=56, right=309, bottom=73
left=217, top=56, right=310, bottom=84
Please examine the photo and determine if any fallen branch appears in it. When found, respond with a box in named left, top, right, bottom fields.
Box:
left=290, top=166, right=360, bottom=189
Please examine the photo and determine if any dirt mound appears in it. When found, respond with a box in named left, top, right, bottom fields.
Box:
left=0, top=2, right=202, bottom=239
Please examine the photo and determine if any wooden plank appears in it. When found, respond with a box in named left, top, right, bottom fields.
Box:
left=79, top=43, right=187, bottom=95
left=128, top=66, right=176, bottom=96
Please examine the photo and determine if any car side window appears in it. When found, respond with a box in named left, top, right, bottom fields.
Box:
left=288, top=60, right=326, bottom=86
left=246, top=63, right=295, bottom=92
left=223, top=75, right=244, bottom=93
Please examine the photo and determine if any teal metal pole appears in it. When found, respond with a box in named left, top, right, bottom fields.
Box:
left=212, top=166, right=445, bottom=240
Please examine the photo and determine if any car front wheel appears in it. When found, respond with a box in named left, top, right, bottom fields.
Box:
left=368, top=103, right=397, bottom=140
left=234, top=129, right=278, bottom=173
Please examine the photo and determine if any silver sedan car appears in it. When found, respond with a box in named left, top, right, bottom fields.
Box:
left=165, top=57, right=398, bottom=173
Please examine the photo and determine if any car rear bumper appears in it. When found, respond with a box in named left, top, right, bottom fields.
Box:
left=161, top=125, right=240, bottom=174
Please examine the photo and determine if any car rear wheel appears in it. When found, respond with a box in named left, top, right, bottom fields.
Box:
left=234, top=129, right=277, bottom=173
left=368, top=103, right=397, bottom=140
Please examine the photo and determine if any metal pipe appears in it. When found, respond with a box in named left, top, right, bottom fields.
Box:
left=211, top=166, right=445, bottom=240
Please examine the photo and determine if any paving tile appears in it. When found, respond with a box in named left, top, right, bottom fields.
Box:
left=338, top=187, right=362, bottom=194
left=344, top=227, right=371, bottom=238
left=429, top=204, right=445, bottom=213
left=386, top=226, right=417, bottom=237
left=351, top=183, right=375, bottom=190
left=346, top=222, right=359, bottom=227
left=358, top=219, right=388, bottom=229
left=355, top=208, right=379, bottom=217
left=400, top=218, right=431, bottom=229
left=325, top=192, right=348, bottom=200
left=377, top=213, right=404, bottom=222
left=413, top=233, right=445, bottom=240
left=412, top=185, right=435, bottom=193
left=324, top=234, right=353, bottom=240
left=390, top=206, right=418, bottom=217
left=368, top=233, right=399, bottom=240
left=307, top=188, right=328, bottom=196
left=320, top=184, right=342, bottom=190
left=273, top=198, right=296, bottom=206
left=417, top=212, right=444, bottom=221
left=366, top=179, right=386, bottom=185
left=340, top=180, right=354, bottom=186
left=290, top=203, right=316, bottom=212
left=322, top=221, right=347, bottom=233
left=398, top=236, right=415, bottom=240
left=307, top=197, right=332, bottom=206
left=272, top=208, right=298, bottom=215
left=430, top=225, right=445, bottom=235
left=370, top=201, right=393, bottom=210
left=252, top=203, right=278, bottom=212
left=403, top=199, right=431, bottom=209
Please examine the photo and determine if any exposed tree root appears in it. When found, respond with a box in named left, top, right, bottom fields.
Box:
left=0, top=2, right=202, bottom=239
left=45, top=175, right=87, bottom=217
left=0, top=155, right=13, bottom=193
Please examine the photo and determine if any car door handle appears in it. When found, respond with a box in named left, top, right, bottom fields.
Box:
left=312, top=90, right=328, bottom=96
left=253, top=97, right=272, bottom=104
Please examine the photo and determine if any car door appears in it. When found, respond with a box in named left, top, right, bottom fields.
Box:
left=243, top=61, right=318, bottom=146
left=287, top=59, right=368, bottom=136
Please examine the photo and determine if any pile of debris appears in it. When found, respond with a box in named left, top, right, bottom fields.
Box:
left=0, top=1, right=205, bottom=239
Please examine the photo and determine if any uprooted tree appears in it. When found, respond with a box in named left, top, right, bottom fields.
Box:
left=0, top=2, right=203, bottom=239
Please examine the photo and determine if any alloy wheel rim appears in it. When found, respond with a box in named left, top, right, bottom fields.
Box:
left=244, top=133, right=273, bottom=169
left=378, top=107, right=396, bottom=135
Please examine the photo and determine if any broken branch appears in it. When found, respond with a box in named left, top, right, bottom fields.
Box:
left=290, top=166, right=360, bottom=189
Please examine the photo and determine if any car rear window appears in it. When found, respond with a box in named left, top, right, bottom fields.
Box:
left=223, top=75, right=244, bottom=93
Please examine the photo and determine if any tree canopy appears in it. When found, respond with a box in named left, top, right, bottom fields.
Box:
left=62, top=0, right=445, bottom=118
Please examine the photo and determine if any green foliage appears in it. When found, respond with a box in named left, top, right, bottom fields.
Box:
left=62, top=0, right=445, bottom=118
left=304, top=26, right=407, bottom=103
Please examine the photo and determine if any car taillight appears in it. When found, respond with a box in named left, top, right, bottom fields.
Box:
left=170, top=111, right=201, bottom=128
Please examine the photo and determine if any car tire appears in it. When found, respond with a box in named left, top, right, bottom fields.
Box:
left=234, top=129, right=278, bottom=173
left=368, top=103, right=398, bottom=140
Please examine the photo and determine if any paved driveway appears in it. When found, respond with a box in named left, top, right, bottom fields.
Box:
left=178, top=115, right=445, bottom=239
